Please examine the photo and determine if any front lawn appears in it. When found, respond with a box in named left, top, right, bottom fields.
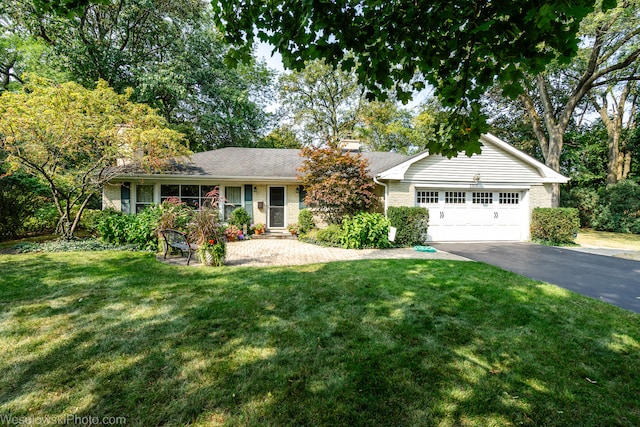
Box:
left=1, top=252, right=639, bottom=426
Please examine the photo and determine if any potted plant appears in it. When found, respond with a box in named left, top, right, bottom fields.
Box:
left=287, top=223, right=299, bottom=235
left=198, top=238, right=226, bottom=266
left=224, top=224, right=241, bottom=241
left=251, top=222, right=266, bottom=235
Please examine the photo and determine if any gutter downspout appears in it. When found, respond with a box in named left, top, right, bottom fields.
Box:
left=373, top=176, right=388, bottom=215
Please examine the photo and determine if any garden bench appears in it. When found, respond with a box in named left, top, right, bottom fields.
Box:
left=159, top=229, right=198, bottom=265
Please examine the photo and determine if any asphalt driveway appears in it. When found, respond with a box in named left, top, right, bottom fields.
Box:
left=431, top=242, right=640, bottom=314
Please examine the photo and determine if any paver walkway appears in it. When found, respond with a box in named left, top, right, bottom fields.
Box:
left=159, top=238, right=469, bottom=267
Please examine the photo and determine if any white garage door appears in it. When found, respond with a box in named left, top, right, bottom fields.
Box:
left=417, top=189, right=527, bottom=241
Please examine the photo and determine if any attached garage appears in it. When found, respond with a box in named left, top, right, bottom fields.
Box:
left=416, top=188, right=528, bottom=241
left=376, top=134, right=568, bottom=242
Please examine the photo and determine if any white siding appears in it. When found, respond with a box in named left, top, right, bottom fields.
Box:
left=404, top=144, right=543, bottom=183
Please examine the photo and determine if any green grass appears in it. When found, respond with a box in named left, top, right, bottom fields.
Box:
left=1, top=252, right=639, bottom=426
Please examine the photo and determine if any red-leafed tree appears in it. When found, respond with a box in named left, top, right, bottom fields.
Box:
left=297, top=147, right=378, bottom=224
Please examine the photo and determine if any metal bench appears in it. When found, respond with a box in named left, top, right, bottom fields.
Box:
left=159, top=229, right=198, bottom=265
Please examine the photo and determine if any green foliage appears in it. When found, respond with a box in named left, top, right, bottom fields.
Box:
left=96, top=206, right=162, bottom=251
left=562, top=187, right=600, bottom=228
left=0, top=76, right=187, bottom=239
left=298, top=147, right=378, bottom=224
left=311, top=224, right=344, bottom=246
left=531, top=208, right=580, bottom=245
left=214, top=0, right=596, bottom=155
left=297, top=209, right=316, bottom=235
left=12, top=238, right=140, bottom=253
left=11, top=2, right=274, bottom=150
left=592, top=181, right=640, bottom=234
left=228, top=207, right=252, bottom=230
left=387, top=206, right=429, bottom=247
left=0, top=171, right=51, bottom=239
left=341, top=212, right=391, bottom=249
left=278, top=59, right=364, bottom=146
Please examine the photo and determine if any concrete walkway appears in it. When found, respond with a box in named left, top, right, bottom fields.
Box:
left=158, top=238, right=469, bottom=267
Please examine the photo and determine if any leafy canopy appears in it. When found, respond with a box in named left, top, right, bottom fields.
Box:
left=0, top=75, right=188, bottom=238
left=213, top=0, right=606, bottom=155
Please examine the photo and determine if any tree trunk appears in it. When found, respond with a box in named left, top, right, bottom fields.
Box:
left=546, top=127, right=564, bottom=207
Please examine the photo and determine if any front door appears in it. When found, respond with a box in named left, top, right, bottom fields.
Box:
left=269, top=187, right=285, bottom=228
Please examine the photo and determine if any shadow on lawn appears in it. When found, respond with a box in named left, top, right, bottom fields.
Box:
left=1, top=254, right=639, bottom=426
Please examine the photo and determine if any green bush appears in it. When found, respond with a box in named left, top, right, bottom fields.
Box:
left=96, top=206, right=162, bottom=250
left=530, top=208, right=580, bottom=245
left=229, top=207, right=252, bottom=231
left=591, top=181, right=640, bottom=234
left=341, top=212, right=391, bottom=249
left=562, top=187, right=599, bottom=228
left=387, top=206, right=429, bottom=246
left=314, top=224, right=344, bottom=246
left=298, top=209, right=316, bottom=235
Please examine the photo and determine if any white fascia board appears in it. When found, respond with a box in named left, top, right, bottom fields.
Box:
left=480, top=133, right=570, bottom=183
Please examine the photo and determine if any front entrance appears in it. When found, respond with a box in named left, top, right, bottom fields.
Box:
left=268, top=187, right=285, bottom=228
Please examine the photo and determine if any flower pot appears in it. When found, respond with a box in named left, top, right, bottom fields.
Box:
left=200, top=250, right=214, bottom=266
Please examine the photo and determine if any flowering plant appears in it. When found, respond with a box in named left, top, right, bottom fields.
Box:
left=251, top=222, right=265, bottom=233
left=224, top=224, right=242, bottom=240
left=287, top=223, right=299, bottom=234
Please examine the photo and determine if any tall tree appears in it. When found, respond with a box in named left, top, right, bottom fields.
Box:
left=0, top=76, right=188, bottom=239
left=213, top=0, right=605, bottom=156
left=4, top=0, right=274, bottom=150
left=588, top=69, right=639, bottom=183
left=354, top=101, right=415, bottom=153
left=518, top=0, right=640, bottom=204
left=278, top=59, right=365, bottom=147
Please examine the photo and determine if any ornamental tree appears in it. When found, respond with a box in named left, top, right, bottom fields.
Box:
left=297, top=147, right=378, bottom=224
left=213, top=0, right=607, bottom=156
left=0, top=76, right=188, bottom=239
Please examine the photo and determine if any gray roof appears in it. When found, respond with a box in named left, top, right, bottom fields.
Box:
left=136, top=147, right=409, bottom=179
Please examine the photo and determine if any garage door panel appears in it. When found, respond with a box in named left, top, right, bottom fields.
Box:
left=418, top=189, right=526, bottom=242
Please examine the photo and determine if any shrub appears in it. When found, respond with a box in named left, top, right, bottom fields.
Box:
left=314, top=224, right=344, bottom=246
left=229, top=207, right=252, bottom=231
left=96, top=206, right=161, bottom=250
left=298, top=209, right=316, bottom=235
left=591, top=181, right=640, bottom=234
left=387, top=206, right=429, bottom=246
left=341, top=212, right=391, bottom=249
left=80, top=209, right=107, bottom=234
left=530, top=208, right=580, bottom=245
left=562, top=187, right=599, bottom=228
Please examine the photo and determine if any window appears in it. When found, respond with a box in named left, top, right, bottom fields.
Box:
left=445, top=191, right=466, bottom=204
left=160, top=184, right=218, bottom=209
left=499, top=192, right=520, bottom=205
left=417, top=190, right=439, bottom=204
left=224, top=186, right=242, bottom=220
left=135, top=184, right=154, bottom=213
left=472, top=192, right=493, bottom=205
